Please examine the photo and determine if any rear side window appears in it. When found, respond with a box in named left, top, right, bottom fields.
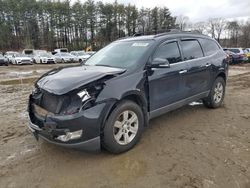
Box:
left=153, top=42, right=182, bottom=64
left=200, top=39, right=220, bottom=56
left=181, top=40, right=203, bottom=60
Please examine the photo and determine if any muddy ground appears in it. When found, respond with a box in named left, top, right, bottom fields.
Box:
left=0, top=64, right=250, bottom=188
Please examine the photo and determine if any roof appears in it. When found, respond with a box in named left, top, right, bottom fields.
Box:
left=118, top=30, right=211, bottom=42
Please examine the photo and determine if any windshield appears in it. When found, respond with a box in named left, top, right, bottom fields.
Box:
left=16, top=54, right=28, bottom=57
left=40, top=53, right=51, bottom=57
left=60, top=53, right=72, bottom=57
left=76, top=51, right=86, bottom=56
left=85, top=41, right=153, bottom=68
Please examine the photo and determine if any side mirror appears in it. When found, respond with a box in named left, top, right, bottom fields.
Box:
left=150, top=58, right=170, bottom=68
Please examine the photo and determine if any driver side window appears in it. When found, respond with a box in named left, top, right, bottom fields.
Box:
left=153, top=41, right=182, bottom=64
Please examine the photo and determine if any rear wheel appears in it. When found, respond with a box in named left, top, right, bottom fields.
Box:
left=102, top=100, right=144, bottom=153
left=203, top=77, right=225, bottom=108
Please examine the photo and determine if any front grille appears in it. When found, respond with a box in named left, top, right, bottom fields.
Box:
left=21, top=60, right=31, bottom=63
left=40, top=92, right=62, bottom=114
left=32, top=88, right=72, bottom=115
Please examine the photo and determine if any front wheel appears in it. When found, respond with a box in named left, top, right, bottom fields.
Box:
left=203, top=77, right=226, bottom=108
left=102, top=100, right=144, bottom=153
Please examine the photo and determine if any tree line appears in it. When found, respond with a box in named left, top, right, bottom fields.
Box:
left=0, top=0, right=177, bottom=51
left=176, top=15, right=250, bottom=48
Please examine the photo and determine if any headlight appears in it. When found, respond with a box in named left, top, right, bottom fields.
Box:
left=61, top=85, right=103, bottom=115
left=77, top=89, right=91, bottom=102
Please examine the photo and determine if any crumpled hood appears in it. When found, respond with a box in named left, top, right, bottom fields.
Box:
left=36, top=65, right=125, bottom=95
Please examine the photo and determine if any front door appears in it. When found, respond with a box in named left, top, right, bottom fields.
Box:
left=148, top=40, right=188, bottom=112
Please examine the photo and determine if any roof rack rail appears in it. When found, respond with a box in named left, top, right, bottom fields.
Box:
left=183, top=30, right=202, bottom=34
left=154, top=29, right=181, bottom=37
left=132, top=29, right=181, bottom=37
left=133, top=33, right=143, bottom=37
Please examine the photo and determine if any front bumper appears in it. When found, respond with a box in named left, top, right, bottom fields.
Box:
left=28, top=119, right=100, bottom=151
left=27, top=95, right=114, bottom=152
left=42, top=59, right=56, bottom=64
left=18, top=61, right=33, bottom=65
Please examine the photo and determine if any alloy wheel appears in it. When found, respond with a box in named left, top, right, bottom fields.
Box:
left=214, top=82, right=224, bottom=103
left=113, top=110, right=139, bottom=145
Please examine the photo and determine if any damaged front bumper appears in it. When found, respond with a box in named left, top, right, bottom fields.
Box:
left=27, top=95, right=113, bottom=152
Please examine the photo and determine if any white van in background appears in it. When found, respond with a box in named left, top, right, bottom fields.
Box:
left=54, top=48, right=68, bottom=54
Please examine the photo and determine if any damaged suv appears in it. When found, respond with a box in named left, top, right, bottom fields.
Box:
left=28, top=31, right=229, bottom=153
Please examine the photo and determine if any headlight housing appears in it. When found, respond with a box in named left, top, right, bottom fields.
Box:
left=77, top=89, right=91, bottom=102
left=61, top=84, right=103, bottom=115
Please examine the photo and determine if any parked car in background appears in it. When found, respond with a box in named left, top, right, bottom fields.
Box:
left=224, top=48, right=248, bottom=62
left=70, top=51, right=91, bottom=62
left=28, top=31, right=229, bottom=153
left=22, top=49, right=36, bottom=63
left=34, top=52, right=56, bottom=64
left=244, top=48, right=250, bottom=61
left=0, top=54, right=8, bottom=66
left=54, top=48, right=68, bottom=54
left=4, top=51, right=19, bottom=64
left=224, top=49, right=243, bottom=64
left=54, top=52, right=78, bottom=63
left=13, top=54, right=33, bottom=65
left=86, top=51, right=96, bottom=56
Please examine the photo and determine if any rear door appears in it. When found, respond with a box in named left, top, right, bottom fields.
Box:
left=180, top=39, right=211, bottom=97
left=148, top=39, right=188, bottom=111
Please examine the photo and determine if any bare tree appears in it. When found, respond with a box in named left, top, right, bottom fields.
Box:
left=214, top=18, right=227, bottom=43
left=208, top=18, right=226, bottom=43
left=240, top=20, right=250, bottom=47
left=176, top=15, right=189, bottom=31
left=192, top=21, right=207, bottom=34
left=227, top=21, right=240, bottom=47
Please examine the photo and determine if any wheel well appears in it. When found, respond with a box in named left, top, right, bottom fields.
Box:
left=122, top=95, right=144, bottom=107
left=216, top=72, right=226, bottom=83
left=102, top=94, right=149, bottom=129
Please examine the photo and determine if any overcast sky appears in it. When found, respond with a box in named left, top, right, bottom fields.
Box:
left=78, top=0, right=250, bottom=22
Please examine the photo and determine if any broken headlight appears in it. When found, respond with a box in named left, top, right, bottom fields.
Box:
left=61, top=85, right=103, bottom=115
left=77, top=89, right=91, bottom=102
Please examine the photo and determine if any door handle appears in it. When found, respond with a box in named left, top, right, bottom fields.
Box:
left=179, top=70, right=187, bottom=74
left=205, top=63, right=211, bottom=67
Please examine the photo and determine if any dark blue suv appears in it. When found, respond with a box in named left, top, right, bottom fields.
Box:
left=28, top=31, right=229, bottom=153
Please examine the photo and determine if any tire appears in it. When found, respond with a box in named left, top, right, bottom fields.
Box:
left=203, top=77, right=226, bottom=108
left=102, top=100, right=144, bottom=154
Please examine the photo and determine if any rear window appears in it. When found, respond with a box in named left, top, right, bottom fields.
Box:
left=61, top=49, right=68, bottom=52
left=228, top=49, right=240, bottom=53
left=200, top=39, right=220, bottom=56
left=24, top=50, right=33, bottom=55
left=181, top=40, right=204, bottom=60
